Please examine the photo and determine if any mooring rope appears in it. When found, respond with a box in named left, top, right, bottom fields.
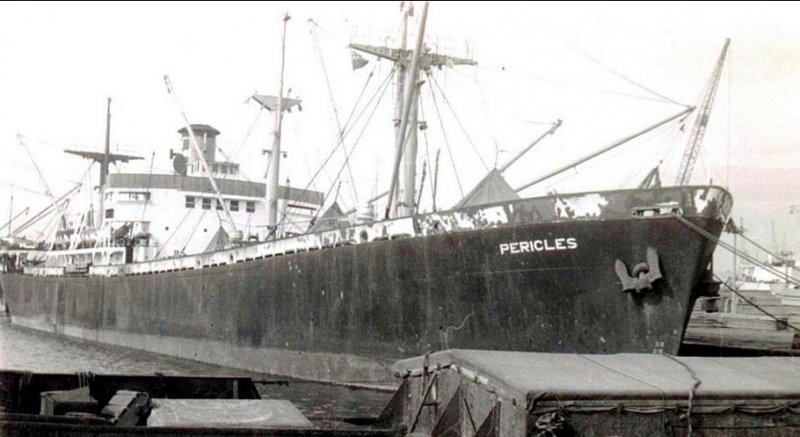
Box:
left=671, top=213, right=800, bottom=333
left=712, top=273, right=800, bottom=334
left=664, top=355, right=702, bottom=436
left=671, top=213, right=800, bottom=287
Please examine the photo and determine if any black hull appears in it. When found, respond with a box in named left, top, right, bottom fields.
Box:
left=0, top=187, right=731, bottom=383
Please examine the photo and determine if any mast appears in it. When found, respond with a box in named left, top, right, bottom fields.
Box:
left=397, top=76, right=421, bottom=217
left=266, top=14, right=291, bottom=235
left=384, top=2, right=427, bottom=219
left=64, top=99, right=145, bottom=231
left=350, top=2, right=476, bottom=218
left=99, top=97, right=111, bottom=228
left=251, top=14, right=300, bottom=236
left=393, top=5, right=410, bottom=165
left=394, top=2, right=416, bottom=217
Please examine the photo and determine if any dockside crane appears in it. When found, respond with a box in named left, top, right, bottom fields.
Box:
left=674, top=39, right=730, bottom=186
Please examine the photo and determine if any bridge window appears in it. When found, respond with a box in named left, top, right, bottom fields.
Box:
left=185, top=196, right=195, bottom=208
left=230, top=200, right=239, bottom=212
left=119, top=191, right=150, bottom=202
left=202, top=198, right=212, bottom=210
left=132, top=193, right=149, bottom=201
left=246, top=201, right=255, bottom=213
left=216, top=199, right=224, bottom=211
left=105, top=209, right=114, bottom=219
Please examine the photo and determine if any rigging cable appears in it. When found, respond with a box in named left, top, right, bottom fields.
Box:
left=736, top=230, right=794, bottom=265
left=244, top=208, right=253, bottom=240
left=616, top=122, right=681, bottom=188
left=448, top=66, right=504, bottom=166
left=418, top=97, right=435, bottom=209
left=564, top=40, right=687, bottom=107
left=541, top=123, right=677, bottom=192
left=713, top=273, right=800, bottom=334
left=296, top=23, right=382, bottom=201
left=178, top=208, right=205, bottom=256
left=288, top=67, right=394, bottom=213
left=39, top=208, right=61, bottom=249
left=477, top=64, right=676, bottom=106
left=138, top=151, right=156, bottom=221
left=152, top=207, right=193, bottom=258
left=85, top=168, right=94, bottom=223
left=2, top=183, right=50, bottom=198
left=301, top=69, right=394, bottom=228
left=672, top=213, right=800, bottom=287
left=70, top=168, right=95, bottom=250
left=309, top=19, right=359, bottom=204
left=277, top=179, right=293, bottom=230
left=428, top=73, right=490, bottom=171
left=43, top=162, right=94, bottom=248
left=697, top=144, right=724, bottom=185
left=217, top=145, right=251, bottom=182
left=312, top=63, right=381, bottom=204
left=286, top=65, right=383, bottom=211
left=469, top=66, right=501, bottom=166
left=229, top=106, right=264, bottom=164
left=10, top=185, right=81, bottom=237
left=541, top=168, right=580, bottom=195
left=427, top=72, right=465, bottom=198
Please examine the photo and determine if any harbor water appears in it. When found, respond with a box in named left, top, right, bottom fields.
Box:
left=0, top=314, right=392, bottom=420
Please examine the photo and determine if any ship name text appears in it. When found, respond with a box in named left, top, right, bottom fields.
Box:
left=499, top=238, right=578, bottom=255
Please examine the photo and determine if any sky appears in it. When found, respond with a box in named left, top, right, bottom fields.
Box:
left=1, top=1, right=799, bottom=270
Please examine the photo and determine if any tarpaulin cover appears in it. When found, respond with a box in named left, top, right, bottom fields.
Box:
left=204, top=226, right=230, bottom=252
left=147, top=399, right=313, bottom=428
left=309, top=202, right=347, bottom=232
left=455, top=169, right=520, bottom=208
left=394, top=350, right=800, bottom=406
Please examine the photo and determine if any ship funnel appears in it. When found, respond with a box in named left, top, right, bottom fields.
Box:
left=178, top=124, right=220, bottom=167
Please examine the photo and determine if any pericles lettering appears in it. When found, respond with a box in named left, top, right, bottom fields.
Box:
left=498, top=238, right=578, bottom=255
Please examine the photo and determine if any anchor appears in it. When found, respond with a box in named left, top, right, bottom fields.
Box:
left=614, top=247, right=663, bottom=293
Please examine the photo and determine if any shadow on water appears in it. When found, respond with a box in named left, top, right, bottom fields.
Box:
left=0, top=316, right=392, bottom=419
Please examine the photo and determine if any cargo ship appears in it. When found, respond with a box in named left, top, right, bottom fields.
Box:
left=0, top=4, right=733, bottom=384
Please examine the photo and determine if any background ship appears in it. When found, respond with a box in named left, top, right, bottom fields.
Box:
left=1, top=4, right=733, bottom=384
